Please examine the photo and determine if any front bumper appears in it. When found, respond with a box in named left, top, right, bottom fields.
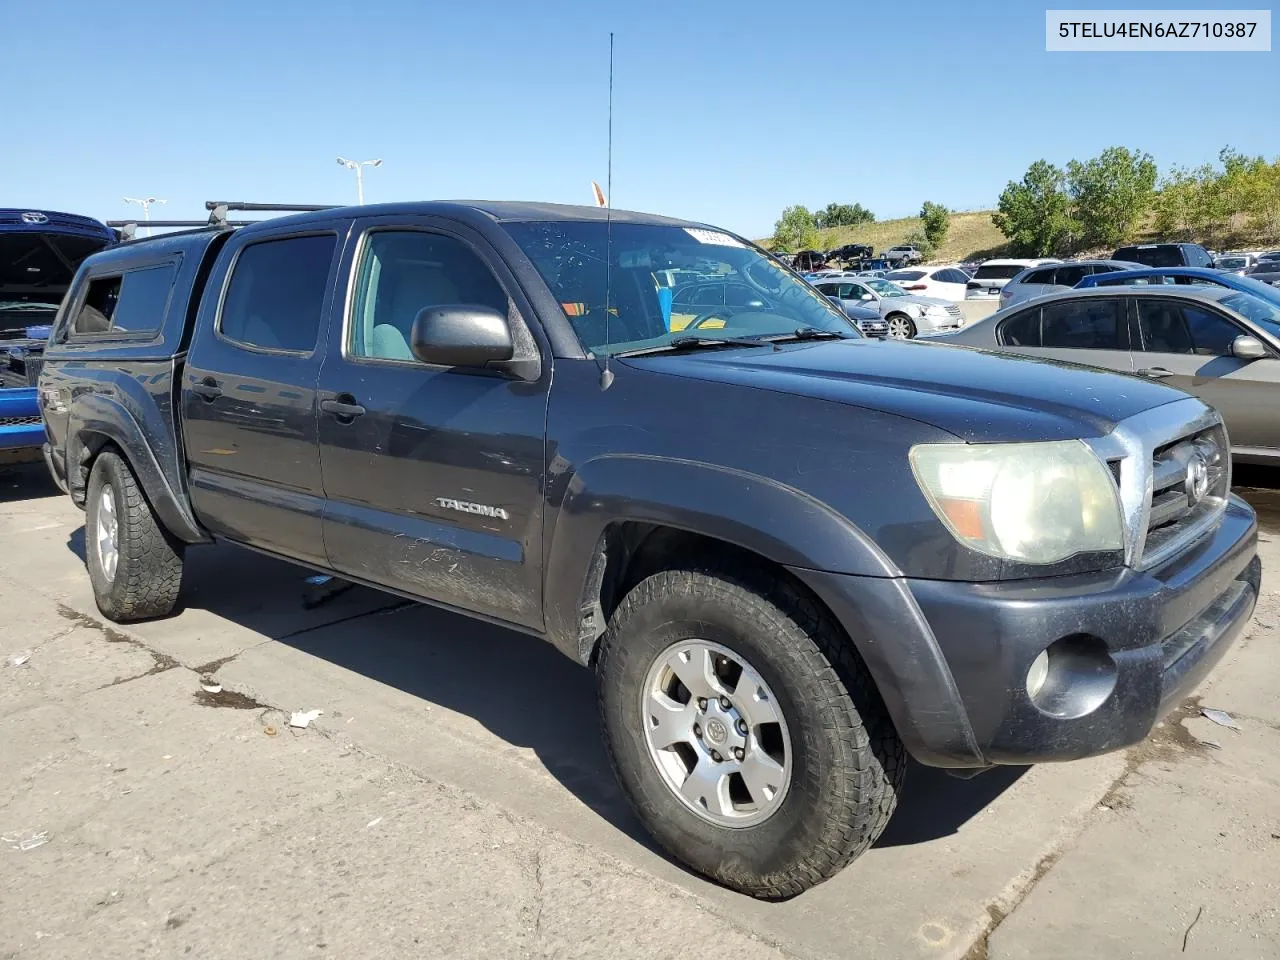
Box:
left=794, top=495, right=1259, bottom=768
left=0, top=387, right=45, bottom=453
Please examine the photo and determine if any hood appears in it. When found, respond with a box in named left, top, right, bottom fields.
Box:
left=1, top=210, right=115, bottom=337
left=623, top=338, right=1189, bottom=442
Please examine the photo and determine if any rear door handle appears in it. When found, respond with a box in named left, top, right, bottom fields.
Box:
left=191, top=377, right=223, bottom=400
left=1138, top=367, right=1174, bottom=379
left=320, top=396, right=366, bottom=420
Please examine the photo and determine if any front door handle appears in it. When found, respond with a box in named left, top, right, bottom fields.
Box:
left=320, top=395, right=366, bottom=420
left=1137, top=366, right=1174, bottom=379
left=191, top=376, right=223, bottom=400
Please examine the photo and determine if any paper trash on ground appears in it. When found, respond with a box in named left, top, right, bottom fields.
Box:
left=289, top=709, right=323, bottom=729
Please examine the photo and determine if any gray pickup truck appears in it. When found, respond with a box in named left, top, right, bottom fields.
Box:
left=38, top=201, right=1260, bottom=899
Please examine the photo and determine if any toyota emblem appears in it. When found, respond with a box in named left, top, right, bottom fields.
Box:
left=20, top=212, right=49, bottom=225
left=1185, top=452, right=1211, bottom=505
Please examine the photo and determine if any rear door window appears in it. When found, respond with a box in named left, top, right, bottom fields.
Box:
left=1040, top=298, right=1125, bottom=349
left=219, top=234, right=336, bottom=353
left=1023, top=268, right=1057, bottom=285
left=999, top=308, right=1040, bottom=346
left=1053, top=265, right=1090, bottom=287
left=72, top=262, right=177, bottom=337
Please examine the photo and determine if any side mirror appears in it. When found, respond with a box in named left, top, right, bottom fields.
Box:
left=1231, top=334, right=1268, bottom=360
left=859, top=292, right=873, bottom=301
left=410, top=305, right=514, bottom=368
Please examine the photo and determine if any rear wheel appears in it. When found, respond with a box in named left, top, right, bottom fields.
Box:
left=85, top=450, right=184, bottom=622
left=886, top=314, right=916, bottom=339
left=597, top=565, right=905, bottom=899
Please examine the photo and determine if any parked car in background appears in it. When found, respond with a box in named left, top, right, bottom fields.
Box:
left=823, top=295, right=890, bottom=338
left=1247, top=260, right=1280, bottom=287
left=812, top=274, right=963, bottom=339
left=1077, top=266, right=1280, bottom=307
left=1, top=209, right=115, bottom=462
left=883, top=244, right=924, bottom=265
left=791, top=249, right=828, bottom=272
left=935, top=285, right=1280, bottom=463
left=882, top=265, right=970, bottom=301
left=1257, top=250, right=1280, bottom=264
left=1213, top=252, right=1255, bottom=275
left=1112, top=242, right=1214, bottom=268
left=998, top=260, right=1143, bottom=307
left=827, top=243, right=873, bottom=263
left=965, top=258, right=1058, bottom=300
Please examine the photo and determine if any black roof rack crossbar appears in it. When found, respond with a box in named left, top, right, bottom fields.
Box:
left=105, top=201, right=339, bottom=241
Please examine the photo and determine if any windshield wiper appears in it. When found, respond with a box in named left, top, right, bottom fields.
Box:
left=614, top=335, right=775, bottom=358
left=761, top=327, right=855, bottom=344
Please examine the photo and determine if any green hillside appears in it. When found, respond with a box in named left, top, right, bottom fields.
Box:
left=765, top=211, right=1010, bottom=264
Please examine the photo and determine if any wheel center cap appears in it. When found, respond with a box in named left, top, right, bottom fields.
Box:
left=705, top=718, right=728, bottom=744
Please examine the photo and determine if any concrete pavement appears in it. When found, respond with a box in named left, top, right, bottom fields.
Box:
left=1, top=463, right=1277, bottom=959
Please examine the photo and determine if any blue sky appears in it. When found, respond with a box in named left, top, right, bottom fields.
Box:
left=2, top=0, right=1275, bottom=237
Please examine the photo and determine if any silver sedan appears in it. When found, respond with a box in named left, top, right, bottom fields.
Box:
left=931, top=285, right=1280, bottom=463
left=810, top=275, right=963, bottom=339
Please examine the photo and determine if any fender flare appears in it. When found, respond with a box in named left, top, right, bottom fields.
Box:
left=542, top=454, right=902, bottom=660
left=67, top=393, right=209, bottom=544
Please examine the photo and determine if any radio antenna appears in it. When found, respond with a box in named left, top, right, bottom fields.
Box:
left=599, top=31, right=616, bottom=391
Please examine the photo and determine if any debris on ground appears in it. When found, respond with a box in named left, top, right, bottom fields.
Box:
left=200, top=682, right=222, bottom=694
left=3, top=830, right=50, bottom=851
left=263, top=725, right=277, bottom=737
left=1201, top=707, right=1242, bottom=731
left=366, top=817, right=383, bottom=829
left=8, top=652, right=31, bottom=667
left=1194, top=737, right=1222, bottom=750
left=289, top=709, right=323, bottom=729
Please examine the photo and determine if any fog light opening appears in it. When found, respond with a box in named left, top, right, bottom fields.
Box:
left=1026, top=649, right=1050, bottom=699
left=1027, top=634, right=1118, bottom=720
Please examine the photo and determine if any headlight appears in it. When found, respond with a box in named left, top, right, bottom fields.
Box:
left=925, top=305, right=948, bottom=317
left=909, top=441, right=1123, bottom=564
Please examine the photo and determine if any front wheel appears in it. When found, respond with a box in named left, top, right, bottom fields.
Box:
left=597, top=566, right=904, bottom=899
left=886, top=314, right=917, bottom=339
left=85, top=450, right=184, bottom=622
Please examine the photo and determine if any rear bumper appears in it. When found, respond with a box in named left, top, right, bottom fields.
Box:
left=793, top=495, right=1259, bottom=768
left=0, top=387, right=44, bottom=452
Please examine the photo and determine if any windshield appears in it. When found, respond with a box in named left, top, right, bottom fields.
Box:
left=1116, top=246, right=1183, bottom=267
left=1221, top=293, right=1280, bottom=338
left=883, top=270, right=924, bottom=282
left=973, top=264, right=1026, bottom=280
left=503, top=221, right=857, bottom=355
left=864, top=278, right=908, bottom=297
left=1216, top=257, right=1248, bottom=269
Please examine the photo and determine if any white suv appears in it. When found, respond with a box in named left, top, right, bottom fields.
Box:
left=965, top=258, right=1059, bottom=300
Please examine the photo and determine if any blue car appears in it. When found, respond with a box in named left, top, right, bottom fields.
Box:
left=1076, top=265, right=1280, bottom=308
left=1, top=209, right=115, bottom=461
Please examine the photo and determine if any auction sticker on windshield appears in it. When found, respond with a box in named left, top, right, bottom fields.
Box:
left=684, top=228, right=746, bottom=247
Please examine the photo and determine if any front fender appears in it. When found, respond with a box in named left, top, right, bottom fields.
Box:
left=68, top=393, right=208, bottom=543
left=543, top=454, right=902, bottom=661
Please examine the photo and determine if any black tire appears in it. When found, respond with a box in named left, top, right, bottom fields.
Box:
left=886, top=313, right=917, bottom=339
left=85, top=450, right=184, bottom=622
left=597, top=565, right=905, bottom=899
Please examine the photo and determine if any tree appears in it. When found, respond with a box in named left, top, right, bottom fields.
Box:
left=919, top=201, right=950, bottom=249
left=813, top=202, right=875, bottom=229
left=1066, top=146, right=1157, bottom=248
left=992, top=160, right=1076, bottom=256
left=772, top=205, right=817, bottom=252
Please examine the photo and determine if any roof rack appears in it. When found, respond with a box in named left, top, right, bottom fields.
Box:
left=107, top=201, right=339, bottom=241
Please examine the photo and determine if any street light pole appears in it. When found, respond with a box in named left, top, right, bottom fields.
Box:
left=122, top=197, right=168, bottom=236
left=335, top=157, right=383, bottom=205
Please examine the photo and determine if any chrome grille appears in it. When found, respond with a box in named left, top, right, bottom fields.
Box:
left=1084, top=398, right=1229, bottom=570
left=944, top=304, right=963, bottom=319
left=1141, top=425, right=1229, bottom=566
